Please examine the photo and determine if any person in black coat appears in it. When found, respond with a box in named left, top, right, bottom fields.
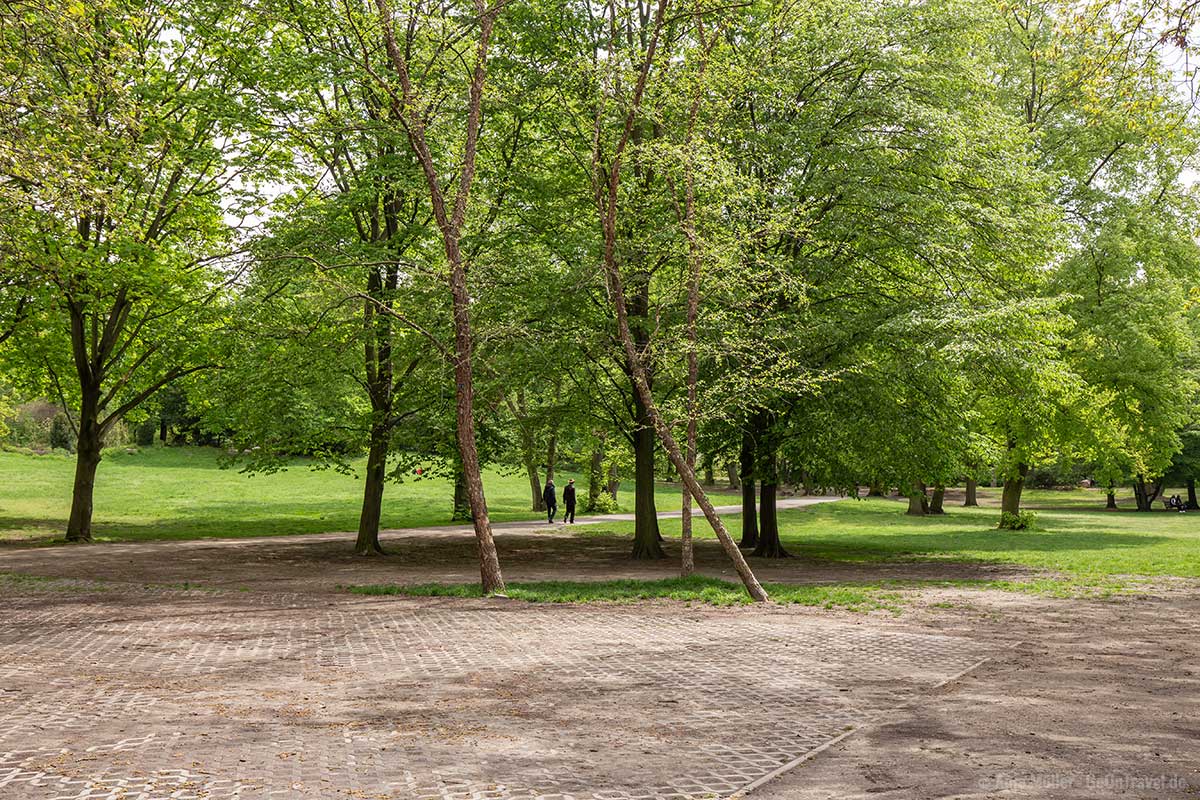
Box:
left=562, top=478, right=576, bottom=523
left=543, top=479, right=557, bottom=523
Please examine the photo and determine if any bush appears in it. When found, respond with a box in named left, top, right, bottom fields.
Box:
left=999, top=510, right=1037, bottom=530
left=49, top=413, right=75, bottom=452
left=586, top=489, right=620, bottom=514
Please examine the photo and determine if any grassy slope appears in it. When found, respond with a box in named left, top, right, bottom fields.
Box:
left=0, top=446, right=612, bottom=542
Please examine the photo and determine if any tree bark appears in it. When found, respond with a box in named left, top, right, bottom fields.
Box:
left=631, top=388, right=664, bottom=559
left=592, top=0, right=766, bottom=599
left=354, top=427, right=389, bottom=555
left=376, top=0, right=505, bottom=594
left=545, top=430, right=558, bottom=483
left=963, top=477, right=978, bottom=507
left=452, top=462, right=471, bottom=522
left=586, top=445, right=604, bottom=511
left=906, top=484, right=928, bottom=516
left=607, top=460, right=619, bottom=502
left=752, top=452, right=788, bottom=558
left=702, top=454, right=714, bottom=486
left=1132, top=473, right=1162, bottom=512
left=1188, top=479, right=1198, bottom=510
left=929, top=485, right=946, bottom=514
left=65, top=395, right=102, bottom=542
left=738, top=427, right=758, bottom=548
left=1000, top=464, right=1027, bottom=518
left=1106, top=490, right=1118, bottom=509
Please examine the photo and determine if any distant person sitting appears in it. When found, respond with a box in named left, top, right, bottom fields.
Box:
left=543, top=479, right=557, bottom=523
left=1169, top=494, right=1186, bottom=512
left=562, top=479, right=576, bottom=524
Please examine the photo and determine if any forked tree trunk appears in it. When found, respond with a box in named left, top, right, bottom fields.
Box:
left=753, top=459, right=788, bottom=558
left=1132, top=474, right=1162, bottom=512
left=593, top=0, right=766, bottom=600
left=929, top=485, right=946, bottom=515
left=65, top=398, right=102, bottom=543
left=963, top=477, right=978, bottom=507
left=377, top=0, right=504, bottom=594
left=738, top=428, right=758, bottom=548
left=355, top=428, right=389, bottom=555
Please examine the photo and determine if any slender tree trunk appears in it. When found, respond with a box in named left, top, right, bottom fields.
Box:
left=592, top=0, right=766, bottom=599
left=159, top=417, right=167, bottom=444
left=355, top=427, right=389, bottom=555
left=65, top=394, right=102, bottom=543
left=963, top=477, right=978, bottom=507
left=929, top=485, right=946, bottom=514
left=607, top=461, right=619, bottom=502
left=546, top=430, right=558, bottom=483
left=1187, top=479, right=1198, bottom=510
left=738, top=428, right=758, bottom=548
left=526, top=459, right=543, bottom=512
left=376, top=0, right=504, bottom=595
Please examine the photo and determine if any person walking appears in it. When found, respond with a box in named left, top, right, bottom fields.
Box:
left=562, top=478, right=576, bottom=523
left=543, top=478, right=557, bottom=523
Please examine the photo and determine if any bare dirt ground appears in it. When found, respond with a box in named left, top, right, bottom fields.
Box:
left=0, top=518, right=1197, bottom=799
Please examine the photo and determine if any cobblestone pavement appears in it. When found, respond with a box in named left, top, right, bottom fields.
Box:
left=0, top=576, right=987, bottom=799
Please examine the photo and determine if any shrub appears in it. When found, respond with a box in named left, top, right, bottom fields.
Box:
left=998, top=510, right=1037, bottom=530
left=586, top=489, right=620, bottom=514
left=49, top=413, right=75, bottom=452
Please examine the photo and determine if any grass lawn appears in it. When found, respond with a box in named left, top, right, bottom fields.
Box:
left=0, top=446, right=634, bottom=543
left=581, top=493, right=1200, bottom=580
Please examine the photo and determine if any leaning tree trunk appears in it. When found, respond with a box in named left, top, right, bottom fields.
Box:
left=738, top=428, right=758, bottom=548
left=929, top=485, right=946, bottom=515
left=963, top=477, right=978, bottom=507
left=65, top=397, right=102, bottom=543
left=1187, top=479, right=1198, bottom=510
left=355, top=427, right=390, bottom=555
left=906, top=483, right=928, bottom=516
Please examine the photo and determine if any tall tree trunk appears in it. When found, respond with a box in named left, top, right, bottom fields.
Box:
left=593, top=0, right=766, bottom=599
left=929, top=485, right=946, bottom=514
left=1187, top=479, right=1198, bottom=510
left=65, top=392, right=102, bottom=542
left=377, top=0, right=504, bottom=595
left=158, top=417, right=167, bottom=444
left=963, top=477, right=978, bottom=507
left=738, top=427, right=758, bottom=548
left=355, top=426, right=389, bottom=555
left=526, top=459, right=543, bottom=512
left=702, top=454, right=714, bottom=487
left=607, top=460, right=619, bottom=502
left=631, top=389, right=664, bottom=559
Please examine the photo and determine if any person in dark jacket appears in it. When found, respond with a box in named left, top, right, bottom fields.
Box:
left=543, top=479, right=557, bottom=523
left=562, top=478, right=577, bottom=523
